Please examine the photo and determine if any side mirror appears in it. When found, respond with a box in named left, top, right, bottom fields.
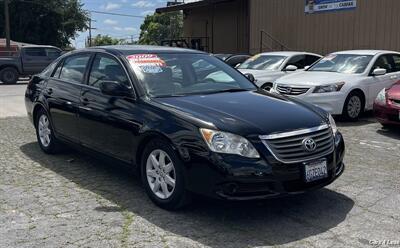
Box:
left=99, top=81, right=132, bottom=97
left=284, top=65, right=298, bottom=71
left=372, top=68, right=387, bottom=76
left=244, top=73, right=255, bottom=83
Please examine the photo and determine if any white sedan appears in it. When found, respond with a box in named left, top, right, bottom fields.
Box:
left=273, top=50, right=400, bottom=120
left=238, top=51, right=321, bottom=90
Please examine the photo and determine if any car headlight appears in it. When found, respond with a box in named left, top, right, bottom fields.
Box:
left=200, top=128, right=260, bottom=158
left=313, top=82, right=345, bottom=93
left=328, top=114, right=338, bottom=136
left=375, top=88, right=387, bottom=105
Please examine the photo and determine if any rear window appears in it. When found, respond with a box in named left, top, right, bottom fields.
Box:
left=25, top=48, right=46, bottom=57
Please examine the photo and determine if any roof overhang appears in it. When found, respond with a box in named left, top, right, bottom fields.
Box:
left=156, top=0, right=233, bottom=13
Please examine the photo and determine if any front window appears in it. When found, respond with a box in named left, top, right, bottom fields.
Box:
left=308, top=54, right=373, bottom=74
left=126, top=53, right=256, bottom=97
left=237, top=55, right=287, bottom=70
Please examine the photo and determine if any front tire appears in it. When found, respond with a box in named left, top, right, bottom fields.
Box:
left=140, top=139, right=190, bottom=210
left=0, top=67, right=19, bottom=84
left=35, top=109, right=61, bottom=154
left=342, top=92, right=364, bottom=121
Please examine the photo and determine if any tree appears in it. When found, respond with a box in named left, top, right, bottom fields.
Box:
left=90, top=34, right=121, bottom=46
left=0, top=0, right=89, bottom=48
left=138, top=11, right=183, bottom=45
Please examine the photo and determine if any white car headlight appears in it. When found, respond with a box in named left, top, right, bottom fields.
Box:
left=375, top=88, right=387, bottom=105
left=200, top=128, right=260, bottom=158
left=313, top=82, right=345, bottom=93
left=329, top=114, right=338, bottom=136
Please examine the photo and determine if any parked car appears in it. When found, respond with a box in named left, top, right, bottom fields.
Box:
left=273, top=50, right=400, bottom=120
left=213, top=54, right=251, bottom=67
left=25, top=45, right=345, bottom=210
left=373, top=80, right=400, bottom=127
left=237, top=51, right=322, bottom=90
left=0, top=45, right=61, bottom=84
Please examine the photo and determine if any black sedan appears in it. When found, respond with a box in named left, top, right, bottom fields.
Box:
left=25, top=45, right=345, bottom=210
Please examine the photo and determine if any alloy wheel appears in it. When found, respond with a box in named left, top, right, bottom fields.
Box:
left=146, top=149, right=176, bottom=199
left=347, top=95, right=361, bottom=118
left=38, top=114, right=51, bottom=147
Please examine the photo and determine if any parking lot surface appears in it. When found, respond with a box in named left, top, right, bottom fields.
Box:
left=0, top=84, right=399, bottom=247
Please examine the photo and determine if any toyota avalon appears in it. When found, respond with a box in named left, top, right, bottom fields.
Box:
left=25, top=45, right=345, bottom=210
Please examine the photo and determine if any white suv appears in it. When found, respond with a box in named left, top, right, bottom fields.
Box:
left=273, top=50, right=400, bottom=120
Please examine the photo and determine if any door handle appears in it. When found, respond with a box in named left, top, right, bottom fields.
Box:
left=390, top=75, right=397, bottom=79
left=81, top=97, right=89, bottom=105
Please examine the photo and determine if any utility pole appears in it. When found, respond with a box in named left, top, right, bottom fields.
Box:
left=4, top=0, right=11, bottom=49
left=88, top=17, right=96, bottom=47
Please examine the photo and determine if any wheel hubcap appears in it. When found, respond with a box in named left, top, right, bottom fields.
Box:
left=146, top=149, right=176, bottom=199
left=347, top=96, right=361, bottom=118
left=38, top=115, right=51, bottom=147
left=4, top=71, right=15, bottom=81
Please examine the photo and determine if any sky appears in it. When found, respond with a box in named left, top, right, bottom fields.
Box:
left=74, top=0, right=199, bottom=48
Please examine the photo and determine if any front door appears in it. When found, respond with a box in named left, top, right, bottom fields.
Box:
left=78, top=53, right=140, bottom=162
left=365, top=54, right=399, bottom=109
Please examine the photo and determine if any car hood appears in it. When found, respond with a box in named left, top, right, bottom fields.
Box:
left=238, top=69, right=283, bottom=79
left=276, top=71, right=357, bottom=86
left=152, top=90, right=327, bottom=136
left=388, top=82, right=400, bottom=99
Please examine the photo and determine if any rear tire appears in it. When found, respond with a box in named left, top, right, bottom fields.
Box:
left=342, top=91, right=364, bottom=121
left=35, top=109, right=62, bottom=154
left=0, top=67, right=19, bottom=84
left=140, top=138, right=191, bottom=210
left=261, top=82, right=273, bottom=91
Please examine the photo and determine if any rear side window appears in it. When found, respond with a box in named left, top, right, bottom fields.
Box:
left=88, top=54, right=130, bottom=88
left=25, top=48, right=46, bottom=57
left=59, top=54, right=91, bottom=83
left=46, top=48, right=61, bottom=59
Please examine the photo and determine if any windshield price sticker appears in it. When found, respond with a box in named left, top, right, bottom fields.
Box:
left=126, top=54, right=166, bottom=73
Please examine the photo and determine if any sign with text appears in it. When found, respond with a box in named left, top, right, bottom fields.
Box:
left=305, top=0, right=356, bottom=14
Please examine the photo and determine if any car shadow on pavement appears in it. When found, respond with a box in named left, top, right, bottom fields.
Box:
left=20, top=142, right=354, bottom=247
left=376, top=126, right=400, bottom=139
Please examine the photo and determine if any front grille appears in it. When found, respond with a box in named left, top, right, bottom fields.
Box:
left=276, top=84, right=310, bottom=95
left=260, top=125, right=334, bottom=163
left=391, top=99, right=400, bottom=107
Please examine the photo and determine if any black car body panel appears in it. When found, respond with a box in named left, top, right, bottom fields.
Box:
left=25, top=45, right=345, bottom=200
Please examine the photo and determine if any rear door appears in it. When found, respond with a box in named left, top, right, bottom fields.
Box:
left=78, top=53, right=139, bottom=161
left=21, top=47, right=48, bottom=74
left=45, top=53, right=92, bottom=142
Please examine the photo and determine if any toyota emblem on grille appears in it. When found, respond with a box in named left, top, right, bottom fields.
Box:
left=302, top=137, right=317, bottom=152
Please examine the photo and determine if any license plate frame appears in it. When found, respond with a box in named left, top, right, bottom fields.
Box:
left=304, top=159, right=328, bottom=183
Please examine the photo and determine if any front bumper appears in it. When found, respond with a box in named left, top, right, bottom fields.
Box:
left=184, top=132, right=345, bottom=200
left=373, top=102, right=400, bottom=126
left=294, top=92, right=345, bottom=115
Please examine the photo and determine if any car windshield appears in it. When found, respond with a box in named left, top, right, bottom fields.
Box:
left=308, top=54, right=373, bottom=74
left=237, top=55, right=287, bottom=70
left=127, top=53, right=256, bottom=97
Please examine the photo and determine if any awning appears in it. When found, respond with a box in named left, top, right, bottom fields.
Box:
left=156, top=0, right=233, bottom=13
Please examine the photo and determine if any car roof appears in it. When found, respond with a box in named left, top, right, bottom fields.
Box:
left=86, top=45, right=206, bottom=55
left=22, top=45, right=61, bottom=50
left=258, top=51, right=322, bottom=57
left=332, top=50, right=400, bottom=55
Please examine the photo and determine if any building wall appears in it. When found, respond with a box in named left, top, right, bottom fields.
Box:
left=183, top=0, right=249, bottom=53
left=249, top=0, right=400, bottom=55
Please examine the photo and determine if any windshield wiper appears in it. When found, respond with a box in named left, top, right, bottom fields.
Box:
left=207, top=88, right=251, bottom=94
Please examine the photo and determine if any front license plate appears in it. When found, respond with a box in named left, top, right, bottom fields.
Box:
left=304, top=160, right=328, bottom=182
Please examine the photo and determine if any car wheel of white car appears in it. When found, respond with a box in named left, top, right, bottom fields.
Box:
left=343, top=92, right=363, bottom=121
